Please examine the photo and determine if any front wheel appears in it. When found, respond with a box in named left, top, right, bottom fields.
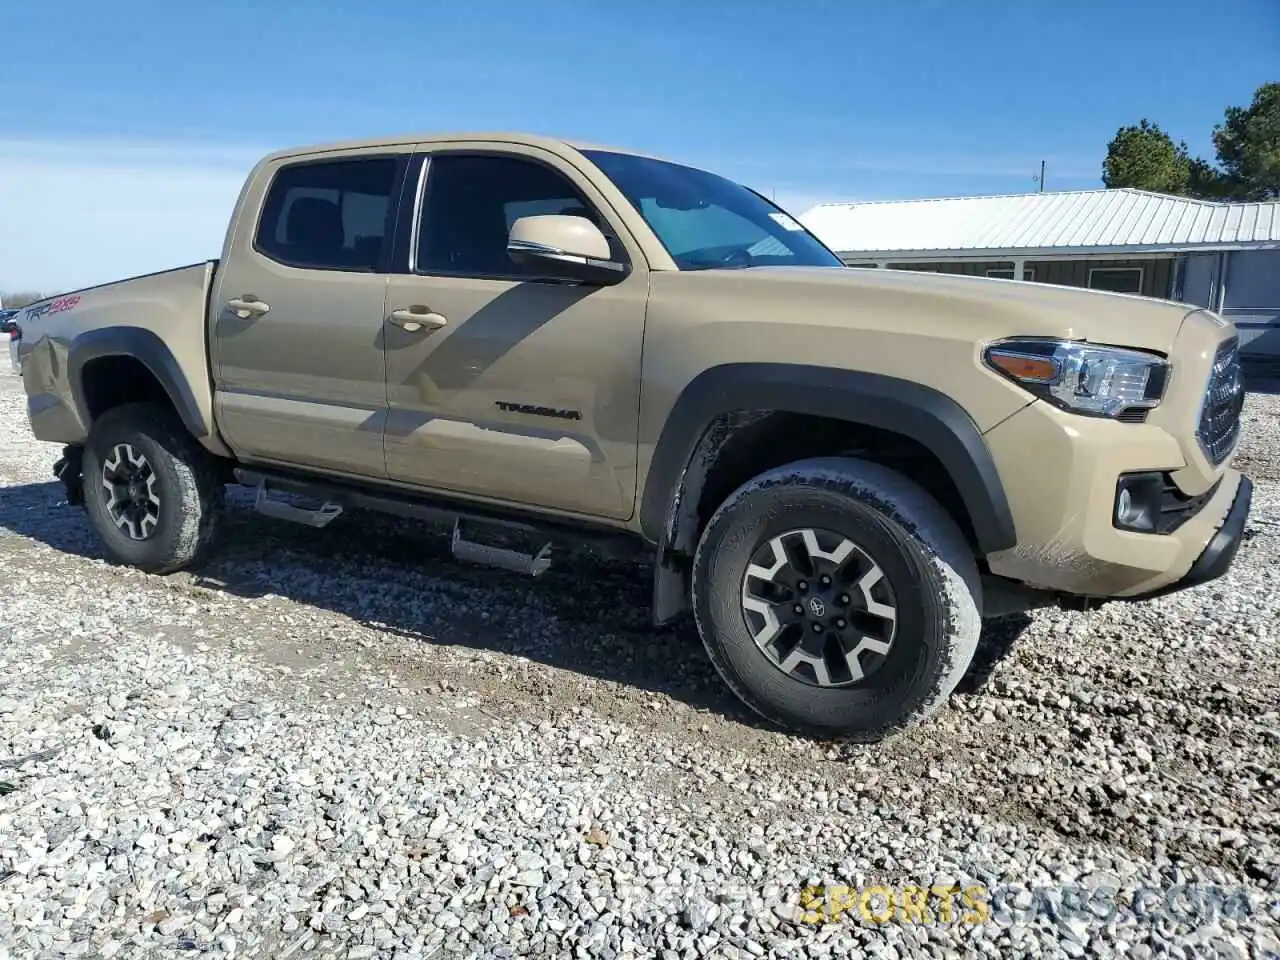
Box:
left=691, top=456, right=981, bottom=741
left=82, top=403, right=224, bottom=574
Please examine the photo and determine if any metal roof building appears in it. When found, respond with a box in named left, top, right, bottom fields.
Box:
left=798, top=188, right=1280, bottom=361
left=799, top=188, right=1280, bottom=259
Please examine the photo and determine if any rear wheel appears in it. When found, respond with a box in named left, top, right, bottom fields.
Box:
left=82, top=403, right=224, bottom=573
left=691, top=456, right=981, bottom=741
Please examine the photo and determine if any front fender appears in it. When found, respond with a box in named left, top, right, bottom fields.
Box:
left=639, top=363, right=1017, bottom=555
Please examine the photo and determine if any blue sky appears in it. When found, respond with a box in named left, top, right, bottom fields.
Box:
left=1, top=0, right=1276, bottom=291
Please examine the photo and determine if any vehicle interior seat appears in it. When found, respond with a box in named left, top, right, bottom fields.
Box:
left=285, top=197, right=346, bottom=266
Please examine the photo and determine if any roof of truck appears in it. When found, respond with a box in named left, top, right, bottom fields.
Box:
left=261, top=132, right=668, bottom=164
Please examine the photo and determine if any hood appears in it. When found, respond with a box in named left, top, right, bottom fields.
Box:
left=668, top=265, right=1201, bottom=355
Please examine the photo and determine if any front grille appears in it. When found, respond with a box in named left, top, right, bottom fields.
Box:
left=1197, top=337, right=1244, bottom=465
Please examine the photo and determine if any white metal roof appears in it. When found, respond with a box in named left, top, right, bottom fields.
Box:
left=798, top=188, right=1280, bottom=259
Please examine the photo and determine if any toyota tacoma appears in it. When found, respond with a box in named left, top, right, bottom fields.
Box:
left=12, top=132, right=1251, bottom=740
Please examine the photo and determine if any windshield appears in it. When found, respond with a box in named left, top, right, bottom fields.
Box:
left=581, top=150, right=844, bottom=271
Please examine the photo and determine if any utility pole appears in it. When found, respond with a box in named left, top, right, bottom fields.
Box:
left=1038, top=160, right=1046, bottom=193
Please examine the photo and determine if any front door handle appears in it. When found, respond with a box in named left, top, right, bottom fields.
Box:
left=226, top=297, right=270, bottom=318
left=387, top=307, right=447, bottom=333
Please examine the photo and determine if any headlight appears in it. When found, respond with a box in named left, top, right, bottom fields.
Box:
left=983, top=338, right=1169, bottom=418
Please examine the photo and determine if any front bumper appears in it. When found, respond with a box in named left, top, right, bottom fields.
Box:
left=981, top=396, right=1250, bottom=600
left=1124, top=474, right=1252, bottom=601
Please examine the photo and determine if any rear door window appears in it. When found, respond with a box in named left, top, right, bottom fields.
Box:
left=255, top=157, right=401, bottom=271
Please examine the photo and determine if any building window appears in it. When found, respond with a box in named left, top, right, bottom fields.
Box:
left=1088, top=266, right=1144, bottom=294
left=986, top=267, right=1036, bottom=281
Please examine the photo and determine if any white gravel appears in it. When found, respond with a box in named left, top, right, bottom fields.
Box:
left=1, top=370, right=1278, bottom=959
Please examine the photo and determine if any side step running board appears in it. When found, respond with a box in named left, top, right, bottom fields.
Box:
left=451, top=519, right=552, bottom=577
left=253, top=482, right=344, bottom=528
left=232, top=466, right=646, bottom=567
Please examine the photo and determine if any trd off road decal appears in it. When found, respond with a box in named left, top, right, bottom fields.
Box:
left=24, top=294, right=81, bottom=322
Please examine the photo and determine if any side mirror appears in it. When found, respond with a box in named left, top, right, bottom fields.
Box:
left=507, top=215, right=629, bottom=285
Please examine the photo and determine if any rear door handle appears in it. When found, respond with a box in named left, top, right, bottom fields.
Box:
left=387, top=308, right=447, bottom=333
left=226, top=297, right=270, bottom=318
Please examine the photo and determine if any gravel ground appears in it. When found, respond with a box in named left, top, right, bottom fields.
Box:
left=1, top=369, right=1277, bottom=959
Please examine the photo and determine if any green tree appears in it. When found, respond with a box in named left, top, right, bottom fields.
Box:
left=1188, top=157, right=1229, bottom=200
left=1102, top=120, right=1193, bottom=194
left=1211, top=81, right=1280, bottom=200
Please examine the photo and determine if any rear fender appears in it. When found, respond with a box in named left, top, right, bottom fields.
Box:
left=68, top=327, right=212, bottom=442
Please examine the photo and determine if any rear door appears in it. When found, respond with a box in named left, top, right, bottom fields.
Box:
left=210, top=149, right=408, bottom=478
left=381, top=145, right=649, bottom=520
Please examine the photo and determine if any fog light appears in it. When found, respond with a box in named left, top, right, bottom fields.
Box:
left=1114, top=473, right=1164, bottom=532
left=1117, top=488, right=1133, bottom=519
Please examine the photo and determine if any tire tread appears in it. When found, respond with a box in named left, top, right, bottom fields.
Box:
left=83, top=402, right=224, bottom=574
left=691, top=456, right=981, bottom=741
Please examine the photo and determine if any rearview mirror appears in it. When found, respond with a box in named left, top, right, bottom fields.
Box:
left=507, top=215, right=629, bottom=285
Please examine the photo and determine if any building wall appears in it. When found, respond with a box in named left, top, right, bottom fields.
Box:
left=1035, top=258, right=1173, bottom=299
left=1222, top=250, right=1280, bottom=360
left=885, top=260, right=1013, bottom=276
left=860, top=256, right=1174, bottom=298
left=1180, top=252, right=1219, bottom=307
left=845, top=250, right=1278, bottom=359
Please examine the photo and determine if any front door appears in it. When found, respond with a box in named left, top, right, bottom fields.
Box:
left=382, top=148, right=647, bottom=520
left=211, top=151, right=406, bottom=479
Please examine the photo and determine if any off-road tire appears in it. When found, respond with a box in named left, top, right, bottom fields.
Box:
left=82, top=402, right=224, bottom=574
left=691, top=456, right=981, bottom=741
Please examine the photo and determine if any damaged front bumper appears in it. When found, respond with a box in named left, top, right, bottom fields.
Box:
left=980, top=390, right=1251, bottom=602
left=1122, top=474, right=1252, bottom=602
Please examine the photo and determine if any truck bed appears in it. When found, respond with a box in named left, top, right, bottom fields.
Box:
left=18, top=260, right=223, bottom=454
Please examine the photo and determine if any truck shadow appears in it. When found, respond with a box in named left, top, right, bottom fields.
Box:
left=0, top=480, right=1026, bottom=733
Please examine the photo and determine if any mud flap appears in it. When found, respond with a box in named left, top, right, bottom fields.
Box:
left=52, top=444, right=85, bottom=506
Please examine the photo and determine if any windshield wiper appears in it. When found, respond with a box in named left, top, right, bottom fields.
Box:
left=680, top=259, right=758, bottom=271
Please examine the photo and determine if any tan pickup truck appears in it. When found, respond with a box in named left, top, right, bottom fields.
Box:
left=13, top=132, right=1251, bottom=740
